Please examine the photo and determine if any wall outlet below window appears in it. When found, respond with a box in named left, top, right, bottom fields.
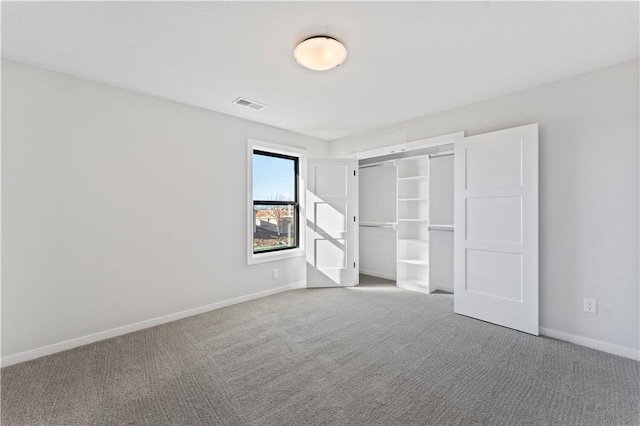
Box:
left=272, top=269, right=279, bottom=279
left=583, top=298, right=597, bottom=314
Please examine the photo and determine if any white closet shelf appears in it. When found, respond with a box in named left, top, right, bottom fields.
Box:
left=396, top=156, right=430, bottom=292
left=397, top=279, right=430, bottom=290
left=398, top=175, right=428, bottom=181
left=398, top=259, right=429, bottom=266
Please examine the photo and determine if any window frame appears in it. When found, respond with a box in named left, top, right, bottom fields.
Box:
left=247, top=140, right=307, bottom=265
left=252, top=150, right=299, bottom=254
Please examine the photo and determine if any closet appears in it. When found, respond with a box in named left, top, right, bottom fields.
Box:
left=327, top=124, right=538, bottom=334
left=358, top=147, right=454, bottom=293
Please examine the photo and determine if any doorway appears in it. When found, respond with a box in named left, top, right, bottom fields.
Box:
left=357, top=141, right=455, bottom=294
left=307, top=125, right=539, bottom=335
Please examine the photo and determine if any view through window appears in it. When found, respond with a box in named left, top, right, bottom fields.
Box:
left=253, top=150, right=299, bottom=253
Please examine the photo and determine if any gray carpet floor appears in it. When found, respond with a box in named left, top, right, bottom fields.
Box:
left=2, top=279, right=639, bottom=425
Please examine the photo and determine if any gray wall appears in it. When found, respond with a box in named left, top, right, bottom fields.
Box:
left=331, top=60, right=640, bottom=352
left=1, top=60, right=328, bottom=358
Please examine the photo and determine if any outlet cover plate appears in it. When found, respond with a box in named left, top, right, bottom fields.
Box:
left=583, top=298, right=597, bottom=314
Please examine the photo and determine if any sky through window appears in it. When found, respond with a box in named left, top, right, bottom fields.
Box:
left=253, top=153, right=296, bottom=201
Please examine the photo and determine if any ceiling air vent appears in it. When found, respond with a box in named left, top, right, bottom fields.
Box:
left=232, top=97, right=266, bottom=111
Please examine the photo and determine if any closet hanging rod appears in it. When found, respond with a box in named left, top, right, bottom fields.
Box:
left=429, top=225, right=454, bottom=231
left=429, top=151, right=454, bottom=158
left=360, top=223, right=397, bottom=229
left=358, top=161, right=396, bottom=169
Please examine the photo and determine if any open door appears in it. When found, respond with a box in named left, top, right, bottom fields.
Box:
left=306, top=159, right=358, bottom=287
left=454, top=124, right=539, bottom=335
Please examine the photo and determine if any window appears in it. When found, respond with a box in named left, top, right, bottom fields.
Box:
left=252, top=150, right=299, bottom=254
left=247, top=141, right=307, bottom=265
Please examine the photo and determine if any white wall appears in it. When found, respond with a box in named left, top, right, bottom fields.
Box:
left=1, top=60, right=329, bottom=361
left=331, top=60, right=640, bottom=355
left=359, top=227, right=396, bottom=281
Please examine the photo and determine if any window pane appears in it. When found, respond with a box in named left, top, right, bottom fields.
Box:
left=253, top=153, right=296, bottom=202
left=253, top=204, right=297, bottom=252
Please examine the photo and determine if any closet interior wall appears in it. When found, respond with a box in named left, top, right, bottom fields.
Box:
left=358, top=162, right=397, bottom=280
left=428, top=154, right=454, bottom=293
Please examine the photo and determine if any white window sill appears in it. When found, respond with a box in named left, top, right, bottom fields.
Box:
left=247, top=247, right=305, bottom=265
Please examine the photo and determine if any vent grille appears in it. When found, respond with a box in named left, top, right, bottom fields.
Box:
left=232, top=97, right=266, bottom=111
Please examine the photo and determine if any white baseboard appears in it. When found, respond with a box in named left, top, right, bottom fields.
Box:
left=396, top=281, right=431, bottom=294
left=540, top=327, right=640, bottom=361
left=1, top=281, right=305, bottom=368
left=359, top=269, right=396, bottom=281
left=430, top=281, right=454, bottom=293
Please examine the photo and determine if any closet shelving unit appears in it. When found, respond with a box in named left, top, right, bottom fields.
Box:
left=396, top=155, right=431, bottom=293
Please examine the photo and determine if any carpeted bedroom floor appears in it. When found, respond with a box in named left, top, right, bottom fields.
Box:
left=2, top=278, right=639, bottom=425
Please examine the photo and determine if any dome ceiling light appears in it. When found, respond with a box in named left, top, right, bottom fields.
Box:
left=293, top=36, right=347, bottom=71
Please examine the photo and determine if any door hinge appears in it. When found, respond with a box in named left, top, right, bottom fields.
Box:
left=354, top=262, right=356, bottom=268
left=353, top=216, right=356, bottom=222
left=353, top=170, right=356, bottom=176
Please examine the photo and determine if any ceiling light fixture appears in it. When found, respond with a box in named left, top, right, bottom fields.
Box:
left=294, top=36, right=347, bottom=71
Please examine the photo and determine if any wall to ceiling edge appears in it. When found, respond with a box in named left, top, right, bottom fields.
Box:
left=1, top=59, right=329, bottom=363
left=330, top=59, right=640, bottom=357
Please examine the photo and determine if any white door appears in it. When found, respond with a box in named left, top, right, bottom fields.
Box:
left=454, top=124, right=539, bottom=335
left=306, top=159, right=358, bottom=287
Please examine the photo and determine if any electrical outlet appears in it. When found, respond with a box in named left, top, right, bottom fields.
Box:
left=272, top=269, right=279, bottom=279
left=583, top=298, right=597, bottom=314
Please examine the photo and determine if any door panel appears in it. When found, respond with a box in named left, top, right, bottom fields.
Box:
left=454, top=124, right=538, bottom=335
left=465, top=136, right=523, bottom=189
left=315, top=202, right=347, bottom=232
left=315, top=239, right=347, bottom=269
left=315, top=166, right=348, bottom=196
left=466, top=197, right=522, bottom=243
left=466, top=249, right=523, bottom=301
left=306, top=159, right=358, bottom=287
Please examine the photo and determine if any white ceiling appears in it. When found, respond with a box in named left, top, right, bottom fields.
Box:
left=2, top=1, right=638, bottom=141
